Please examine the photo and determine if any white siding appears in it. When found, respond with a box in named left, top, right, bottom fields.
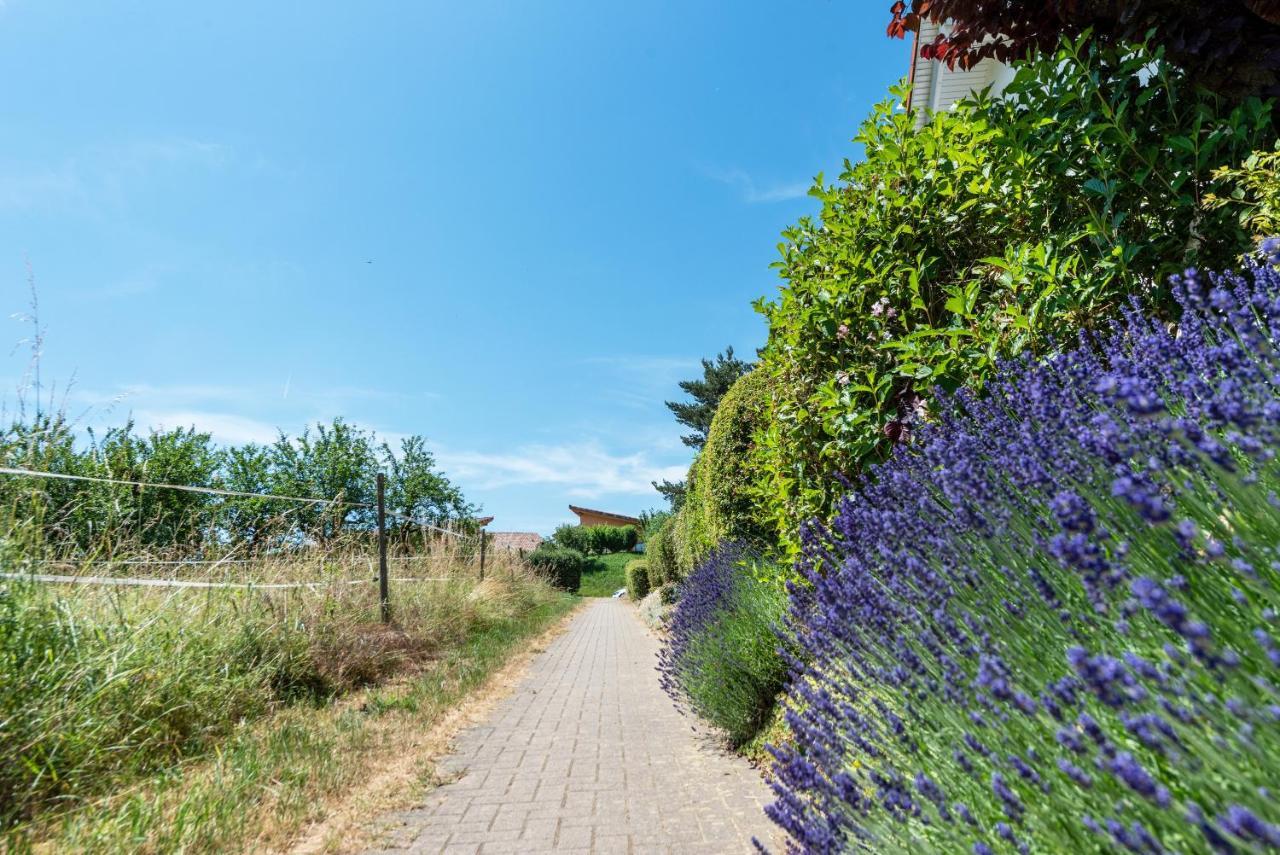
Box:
left=934, top=58, right=1001, bottom=108
left=910, top=20, right=1010, bottom=125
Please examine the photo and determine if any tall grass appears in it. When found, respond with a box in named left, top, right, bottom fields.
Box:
left=0, top=540, right=571, bottom=850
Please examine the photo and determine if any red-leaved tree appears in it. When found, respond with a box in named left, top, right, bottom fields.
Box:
left=888, top=0, right=1280, bottom=97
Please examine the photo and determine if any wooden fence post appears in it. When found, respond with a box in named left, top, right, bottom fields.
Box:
left=377, top=473, right=389, bottom=623
left=478, top=530, right=486, bottom=581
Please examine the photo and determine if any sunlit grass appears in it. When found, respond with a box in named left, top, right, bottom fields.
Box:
left=0, top=542, right=576, bottom=852
left=577, top=552, right=634, bottom=598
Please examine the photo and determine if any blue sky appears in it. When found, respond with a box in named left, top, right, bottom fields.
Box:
left=0, top=2, right=908, bottom=534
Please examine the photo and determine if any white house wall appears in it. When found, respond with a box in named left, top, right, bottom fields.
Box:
left=911, top=20, right=1013, bottom=124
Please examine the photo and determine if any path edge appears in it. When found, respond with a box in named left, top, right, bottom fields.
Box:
left=281, top=600, right=585, bottom=855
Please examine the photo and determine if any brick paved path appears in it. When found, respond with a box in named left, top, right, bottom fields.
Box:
left=364, top=598, right=779, bottom=854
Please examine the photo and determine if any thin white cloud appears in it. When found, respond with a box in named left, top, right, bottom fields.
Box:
left=581, top=354, right=700, bottom=411
left=0, top=137, right=230, bottom=214
left=704, top=166, right=812, bottom=204
left=435, top=441, right=686, bottom=499
left=71, top=380, right=413, bottom=415
left=130, top=409, right=282, bottom=446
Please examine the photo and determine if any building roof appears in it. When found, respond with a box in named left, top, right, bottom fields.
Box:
left=490, top=531, right=543, bottom=552
left=568, top=505, right=643, bottom=527
left=475, top=516, right=495, bottom=527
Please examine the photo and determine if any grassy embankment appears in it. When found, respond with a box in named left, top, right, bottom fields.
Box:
left=576, top=552, right=634, bottom=598
left=0, top=545, right=576, bottom=853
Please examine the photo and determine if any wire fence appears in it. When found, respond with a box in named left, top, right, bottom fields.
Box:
left=0, top=466, right=504, bottom=617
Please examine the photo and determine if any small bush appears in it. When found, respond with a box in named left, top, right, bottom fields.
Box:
left=594, top=524, right=638, bottom=554
left=645, top=516, right=681, bottom=587
left=658, top=544, right=787, bottom=746
left=524, top=545, right=584, bottom=592
left=624, top=560, right=650, bottom=601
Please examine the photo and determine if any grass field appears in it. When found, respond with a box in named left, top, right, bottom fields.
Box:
left=576, top=552, right=635, bottom=598
left=1, top=546, right=577, bottom=852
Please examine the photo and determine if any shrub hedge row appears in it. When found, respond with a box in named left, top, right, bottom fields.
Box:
left=647, top=370, right=777, bottom=587
left=551, top=524, right=638, bottom=556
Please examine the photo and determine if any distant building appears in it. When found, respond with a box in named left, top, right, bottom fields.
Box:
left=568, top=505, right=642, bottom=530
left=908, top=19, right=1015, bottom=122
left=489, top=531, right=543, bottom=553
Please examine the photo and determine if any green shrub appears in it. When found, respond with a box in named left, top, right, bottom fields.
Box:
left=672, top=463, right=712, bottom=577
left=755, top=37, right=1274, bottom=554
left=524, top=545, right=584, bottom=592
left=683, top=370, right=774, bottom=553
left=645, top=516, right=681, bottom=587
left=1208, top=143, right=1280, bottom=238
left=624, top=560, right=650, bottom=601
left=551, top=524, right=638, bottom=556
left=550, top=523, right=590, bottom=553
left=593, top=524, right=638, bottom=554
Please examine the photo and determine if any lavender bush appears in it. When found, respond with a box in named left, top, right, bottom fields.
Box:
left=659, top=544, right=787, bottom=745
left=766, top=252, right=1280, bottom=853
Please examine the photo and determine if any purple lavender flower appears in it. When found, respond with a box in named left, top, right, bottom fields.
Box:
left=1109, top=752, right=1171, bottom=807
left=757, top=257, right=1280, bottom=853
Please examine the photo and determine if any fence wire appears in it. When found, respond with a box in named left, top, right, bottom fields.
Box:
left=0, top=464, right=482, bottom=539
left=0, top=572, right=457, bottom=589
left=0, top=466, right=498, bottom=596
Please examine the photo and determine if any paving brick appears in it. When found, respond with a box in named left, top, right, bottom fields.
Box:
left=362, top=600, right=778, bottom=853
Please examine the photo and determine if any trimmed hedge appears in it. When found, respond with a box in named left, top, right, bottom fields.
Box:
left=624, top=559, right=650, bottom=601
left=645, top=516, right=681, bottom=587
left=687, top=370, right=773, bottom=552
left=673, top=462, right=712, bottom=577
left=551, top=524, right=638, bottom=556
left=658, top=370, right=778, bottom=587
left=524, top=544, right=584, bottom=592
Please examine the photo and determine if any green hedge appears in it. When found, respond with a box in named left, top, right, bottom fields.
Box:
left=551, top=524, right=638, bottom=556
left=754, top=37, right=1274, bottom=554
left=524, top=545, right=584, bottom=592
left=645, top=516, right=681, bottom=587
left=673, top=461, right=712, bottom=577
left=624, top=559, right=650, bottom=601
left=688, top=370, right=773, bottom=551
